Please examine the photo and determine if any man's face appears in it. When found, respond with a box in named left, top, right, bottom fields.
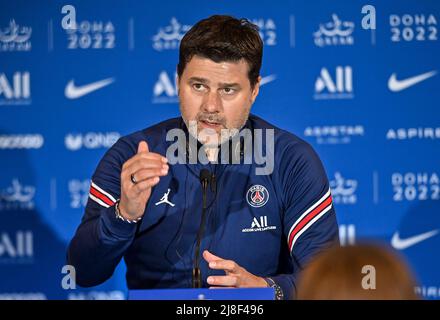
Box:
left=178, top=55, right=260, bottom=146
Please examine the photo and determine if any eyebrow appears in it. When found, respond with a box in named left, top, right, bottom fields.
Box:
left=219, top=82, right=241, bottom=88
left=188, top=77, right=241, bottom=88
left=188, top=77, right=209, bottom=84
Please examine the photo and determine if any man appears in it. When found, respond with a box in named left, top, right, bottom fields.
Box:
left=67, top=15, right=338, bottom=300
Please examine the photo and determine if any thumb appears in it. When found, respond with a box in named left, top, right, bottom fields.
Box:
left=137, top=140, right=149, bottom=154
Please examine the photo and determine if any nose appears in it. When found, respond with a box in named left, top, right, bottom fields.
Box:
left=202, top=90, right=222, bottom=113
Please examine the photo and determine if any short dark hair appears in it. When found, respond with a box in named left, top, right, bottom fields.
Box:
left=177, top=15, right=263, bottom=88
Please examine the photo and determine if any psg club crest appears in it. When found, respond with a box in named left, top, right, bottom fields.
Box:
left=247, top=185, right=269, bottom=208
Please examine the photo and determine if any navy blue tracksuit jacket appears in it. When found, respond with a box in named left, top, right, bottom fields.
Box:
left=67, top=114, right=339, bottom=299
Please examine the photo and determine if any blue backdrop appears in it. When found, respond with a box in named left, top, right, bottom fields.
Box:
left=1, top=0, right=439, bottom=299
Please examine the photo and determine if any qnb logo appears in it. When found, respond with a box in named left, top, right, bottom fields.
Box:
left=0, top=231, right=33, bottom=262
left=339, top=224, right=356, bottom=246
left=242, top=216, right=276, bottom=233
left=314, top=14, right=354, bottom=47
left=386, top=127, right=440, bottom=140
left=153, top=71, right=178, bottom=104
left=390, top=14, right=437, bottom=42
left=152, top=17, right=191, bottom=51
left=0, top=134, right=43, bottom=149
left=250, top=18, right=277, bottom=46
left=69, top=179, right=90, bottom=209
left=392, top=172, right=440, bottom=202
left=304, top=125, right=364, bottom=145
left=0, top=19, right=32, bottom=52
left=314, top=66, right=353, bottom=100
left=65, top=132, right=120, bottom=151
left=330, top=172, right=358, bottom=205
left=0, top=72, right=31, bottom=105
left=66, top=20, right=115, bottom=50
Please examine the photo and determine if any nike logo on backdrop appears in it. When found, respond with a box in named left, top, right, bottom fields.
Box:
left=65, top=78, right=115, bottom=99
left=388, top=71, right=437, bottom=92
left=391, top=229, right=439, bottom=250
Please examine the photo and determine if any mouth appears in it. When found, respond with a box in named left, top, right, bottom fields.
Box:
left=199, top=119, right=222, bottom=130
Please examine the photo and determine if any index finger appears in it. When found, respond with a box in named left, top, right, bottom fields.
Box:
left=124, top=152, right=167, bottom=169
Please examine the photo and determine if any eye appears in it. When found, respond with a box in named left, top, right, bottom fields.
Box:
left=192, top=83, right=206, bottom=92
left=221, top=87, right=236, bottom=95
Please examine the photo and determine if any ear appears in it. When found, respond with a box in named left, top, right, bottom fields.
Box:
left=251, top=76, right=261, bottom=104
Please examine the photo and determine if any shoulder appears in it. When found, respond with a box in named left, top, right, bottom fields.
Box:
left=249, top=114, right=320, bottom=164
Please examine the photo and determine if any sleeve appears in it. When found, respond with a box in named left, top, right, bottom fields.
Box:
left=67, top=137, right=139, bottom=287
left=271, top=141, right=339, bottom=299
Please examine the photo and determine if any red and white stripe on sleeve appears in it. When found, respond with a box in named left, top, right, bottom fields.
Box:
left=89, top=181, right=117, bottom=208
left=287, top=188, right=333, bottom=253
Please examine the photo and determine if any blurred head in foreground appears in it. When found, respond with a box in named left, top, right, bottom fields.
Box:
left=296, top=243, right=419, bottom=300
